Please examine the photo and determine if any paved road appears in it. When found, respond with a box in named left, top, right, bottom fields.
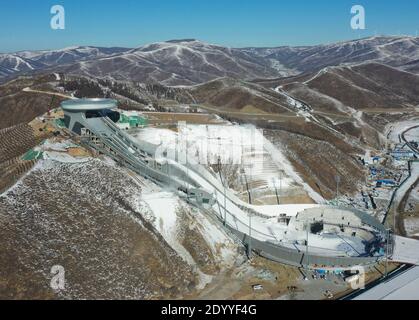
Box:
left=191, top=104, right=301, bottom=119
left=22, top=87, right=74, bottom=100
left=401, top=125, right=419, bottom=155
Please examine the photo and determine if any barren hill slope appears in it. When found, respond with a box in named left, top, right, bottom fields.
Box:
left=245, top=36, right=419, bottom=74
left=0, top=75, right=66, bottom=129
left=188, top=78, right=292, bottom=113
left=0, top=154, right=242, bottom=299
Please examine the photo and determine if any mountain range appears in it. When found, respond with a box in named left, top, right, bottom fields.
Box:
left=1, top=35, right=418, bottom=199
left=2, top=36, right=419, bottom=86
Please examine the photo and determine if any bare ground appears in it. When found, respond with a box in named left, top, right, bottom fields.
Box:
left=0, top=159, right=197, bottom=299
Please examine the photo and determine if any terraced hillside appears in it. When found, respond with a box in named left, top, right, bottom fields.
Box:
left=0, top=124, right=48, bottom=193
left=0, top=75, right=66, bottom=129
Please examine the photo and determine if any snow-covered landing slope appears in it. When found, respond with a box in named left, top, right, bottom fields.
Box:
left=133, top=124, right=325, bottom=204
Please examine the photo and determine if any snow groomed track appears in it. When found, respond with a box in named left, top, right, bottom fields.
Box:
left=61, top=99, right=387, bottom=270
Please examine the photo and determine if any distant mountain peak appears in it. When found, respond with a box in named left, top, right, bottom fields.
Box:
left=165, top=39, right=199, bottom=44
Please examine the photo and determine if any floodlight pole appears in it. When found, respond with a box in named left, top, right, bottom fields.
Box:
left=393, top=203, right=397, bottom=234
left=335, top=174, right=340, bottom=206
left=273, top=178, right=280, bottom=205
left=385, top=229, right=390, bottom=278
left=185, top=126, right=189, bottom=201
left=243, top=172, right=252, bottom=204
left=223, top=182, right=227, bottom=227
left=217, top=157, right=227, bottom=226
left=248, top=212, right=252, bottom=259
left=279, top=171, right=283, bottom=200
left=306, top=221, right=310, bottom=273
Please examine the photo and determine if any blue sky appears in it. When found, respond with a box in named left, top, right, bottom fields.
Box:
left=1, top=0, right=418, bottom=52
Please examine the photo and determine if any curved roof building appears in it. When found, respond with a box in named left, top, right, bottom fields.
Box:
left=61, top=98, right=119, bottom=135
left=61, top=98, right=117, bottom=111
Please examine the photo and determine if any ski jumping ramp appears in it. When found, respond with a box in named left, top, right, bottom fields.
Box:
left=61, top=99, right=388, bottom=270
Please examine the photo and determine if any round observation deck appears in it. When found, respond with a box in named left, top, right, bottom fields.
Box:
left=61, top=98, right=118, bottom=111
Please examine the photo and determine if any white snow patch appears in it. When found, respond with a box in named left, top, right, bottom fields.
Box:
left=42, top=151, right=90, bottom=163
left=394, top=162, right=419, bottom=205
left=385, top=120, right=419, bottom=143
left=404, top=218, right=419, bottom=237
left=133, top=124, right=319, bottom=199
